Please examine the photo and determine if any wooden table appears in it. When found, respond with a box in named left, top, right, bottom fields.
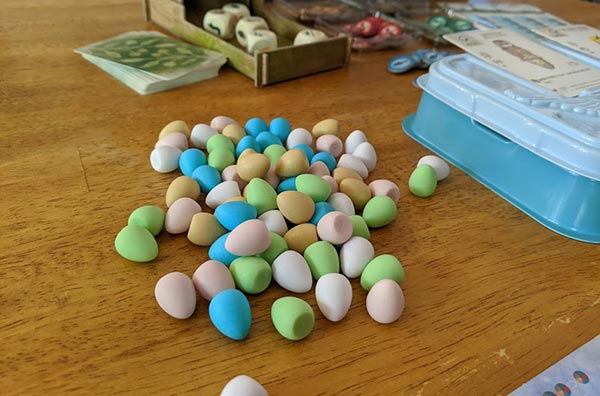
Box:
left=2, top=1, right=599, bottom=394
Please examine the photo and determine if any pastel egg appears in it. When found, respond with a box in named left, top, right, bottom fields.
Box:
left=221, top=375, right=268, bottom=396
left=271, top=296, right=314, bottom=340
left=286, top=127, right=312, bottom=149
left=366, top=279, right=405, bottom=324
left=190, top=123, right=218, bottom=149
left=352, top=141, right=377, bottom=172
left=222, top=164, right=249, bottom=191
left=192, top=260, right=235, bottom=301
left=344, top=129, right=368, bottom=154
left=316, top=211, right=353, bottom=245
left=309, top=201, right=335, bottom=225
left=277, top=191, right=315, bottom=224
left=244, top=178, right=278, bottom=215
left=207, top=134, right=235, bottom=154
left=304, top=241, right=339, bottom=280
left=165, top=176, right=200, bottom=207
left=206, top=180, right=242, bottom=209
left=350, top=215, right=370, bottom=239
left=209, top=289, right=251, bottom=340
left=191, top=165, right=222, bottom=193
left=179, top=148, right=208, bottom=177
left=215, top=201, right=258, bottom=231
left=362, top=195, right=397, bottom=228
left=225, top=219, right=271, bottom=256
left=332, top=167, right=362, bottom=185
left=150, top=145, right=181, bottom=173
left=269, top=117, right=292, bottom=143
left=263, top=144, right=287, bottom=166
left=114, top=225, right=158, bottom=262
left=327, top=192, right=355, bottom=216
left=154, top=272, right=196, bottom=319
left=257, top=209, right=288, bottom=235
left=340, top=236, right=374, bottom=278
left=222, top=123, right=246, bottom=146
left=291, top=144, right=314, bottom=162
left=159, top=120, right=190, bottom=139
left=128, top=205, right=165, bottom=236
left=408, top=164, right=437, bottom=197
left=272, top=250, right=312, bottom=293
left=208, top=147, right=236, bottom=172
left=418, top=155, right=450, bottom=181
left=237, top=152, right=271, bottom=181
left=275, top=148, right=309, bottom=177
left=236, top=135, right=261, bottom=158
left=230, top=256, right=272, bottom=294
left=258, top=232, right=288, bottom=264
left=209, top=232, right=240, bottom=266
left=339, top=178, right=371, bottom=211
left=311, top=118, right=339, bottom=137
left=308, top=161, right=330, bottom=177
left=360, top=254, right=405, bottom=291
left=337, top=154, right=368, bottom=179
left=210, top=115, right=238, bottom=133
left=256, top=131, right=283, bottom=152
left=245, top=117, right=268, bottom=138
left=368, top=179, right=400, bottom=202
left=283, top=223, right=318, bottom=254
left=295, top=173, right=332, bottom=202
left=316, top=134, right=343, bottom=157
left=165, top=197, right=202, bottom=234
left=315, top=273, right=352, bottom=322
left=263, top=166, right=280, bottom=189
left=276, top=176, right=296, bottom=193
left=188, top=212, right=227, bottom=246
left=322, top=175, right=338, bottom=193
left=311, top=151, right=336, bottom=173
left=155, top=131, right=189, bottom=151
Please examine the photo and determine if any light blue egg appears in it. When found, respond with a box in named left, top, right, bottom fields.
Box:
left=292, top=144, right=314, bottom=162
left=309, top=201, right=335, bottom=225
left=179, top=148, right=207, bottom=177
left=209, top=289, right=251, bottom=340
left=235, top=135, right=261, bottom=158
left=311, top=152, right=337, bottom=173
left=256, top=131, right=283, bottom=152
left=277, top=177, right=297, bottom=193
left=245, top=117, right=268, bottom=138
left=208, top=232, right=240, bottom=266
left=191, top=165, right=221, bottom=193
left=214, top=201, right=258, bottom=231
left=269, top=117, right=291, bottom=143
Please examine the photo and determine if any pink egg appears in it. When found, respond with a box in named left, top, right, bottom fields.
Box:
left=210, top=115, right=238, bottom=132
left=154, top=272, right=197, bottom=319
left=368, top=179, right=400, bottom=202
left=322, top=175, right=338, bottom=193
left=192, top=260, right=235, bottom=300
left=366, top=279, right=405, bottom=324
left=155, top=131, right=189, bottom=151
left=316, top=134, right=343, bottom=157
left=308, top=161, right=330, bottom=177
left=225, top=219, right=271, bottom=256
left=264, top=165, right=280, bottom=189
left=317, top=211, right=353, bottom=245
left=165, top=197, right=202, bottom=234
left=222, top=165, right=249, bottom=191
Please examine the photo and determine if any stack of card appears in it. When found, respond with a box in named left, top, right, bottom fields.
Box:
left=75, top=31, right=227, bottom=95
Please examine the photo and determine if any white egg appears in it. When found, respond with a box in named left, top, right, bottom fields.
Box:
left=285, top=128, right=312, bottom=149
left=272, top=250, right=312, bottom=293
left=366, top=279, right=405, bottom=324
left=205, top=180, right=241, bottom=209
left=327, top=192, right=355, bottom=216
left=150, top=145, right=182, bottom=173
left=340, top=236, right=374, bottom=278
left=315, top=273, right=352, bottom=322
left=221, top=374, right=268, bottom=396
left=337, top=153, right=369, bottom=179
left=344, top=129, right=368, bottom=154
left=352, top=141, right=377, bottom=172
left=154, top=272, right=197, bottom=319
left=190, top=123, right=218, bottom=149
left=257, top=210, right=288, bottom=236
left=417, top=155, right=450, bottom=181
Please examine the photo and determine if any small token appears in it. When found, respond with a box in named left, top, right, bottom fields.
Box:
left=154, top=272, right=197, bottom=319
left=417, top=155, right=450, bottom=181
left=191, top=165, right=222, bottom=193
left=340, top=236, right=374, bottom=278
left=115, top=225, right=158, bottom=262
left=284, top=223, right=318, bottom=254
left=215, top=201, right=257, bottom=231
left=229, top=256, right=272, bottom=294
left=387, top=54, right=419, bottom=74
left=128, top=205, right=165, bottom=236
left=448, top=18, right=474, bottom=32
left=259, top=232, right=288, bottom=264
left=304, top=240, right=339, bottom=280
left=165, top=176, right=200, bottom=207
left=349, top=215, right=370, bottom=239
left=408, top=164, right=437, bottom=197
left=210, top=115, right=238, bottom=133
left=362, top=195, right=397, bottom=228
left=188, top=212, right=227, bottom=246
left=366, top=279, right=405, bottom=324
left=311, top=118, right=339, bottom=137
left=315, top=273, right=352, bottom=322
left=165, top=197, right=202, bottom=234
left=159, top=120, right=190, bottom=139
left=221, top=375, right=268, bottom=396
left=179, top=148, right=208, bottom=177
left=226, top=219, right=271, bottom=256
left=192, top=260, right=235, bottom=301
left=271, top=296, right=314, bottom=340
left=209, top=289, right=252, bottom=340
left=277, top=191, right=315, bottom=224
left=244, top=178, right=278, bottom=215
left=360, top=254, right=405, bottom=291
left=150, top=146, right=181, bottom=173
left=269, top=117, right=292, bottom=143
left=190, top=124, right=218, bottom=149
left=427, top=15, right=449, bottom=29
left=316, top=211, right=353, bottom=245
left=272, top=250, right=312, bottom=293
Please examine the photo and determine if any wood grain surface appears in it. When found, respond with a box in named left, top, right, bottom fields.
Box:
left=1, top=1, right=599, bottom=395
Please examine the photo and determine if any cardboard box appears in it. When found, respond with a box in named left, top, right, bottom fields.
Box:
left=143, top=0, right=352, bottom=86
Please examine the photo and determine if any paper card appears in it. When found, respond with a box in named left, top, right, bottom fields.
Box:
left=533, top=25, right=600, bottom=60
left=443, top=28, right=600, bottom=97
left=509, top=335, right=600, bottom=396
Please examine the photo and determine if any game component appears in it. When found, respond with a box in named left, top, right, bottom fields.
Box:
left=115, top=225, right=158, bottom=262
left=229, top=256, right=272, bottom=294
left=377, top=21, right=403, bottom=37
left=235, top=16, right=269, bottom=47
left=222, top=3, right=251, bottom=20
left=294, top=29, right=328, bottom=45
left=418, top=155, right=450, bottom=181
left=360, top=254, right=405, bottom=291
left=271, top=250, right=313, bottom=293
left=387, top=54, right=420, bottom=74
left=271, top=297, right=315, bottom=341
left=209, top=289, right=252, bottom=340
left=427, top=15, right=450, bottom=29
left=192, top=260, right=235, bottom=301
left=187, top=212, right=227, bottom=246
left=408, top=164, right=437, bottom=197
left=246, top=29, right=278, bottom=54
left=164, top=197, right=202, bottom=234
left=339, top=236, right=374, bottom=279
left=315, top=273, right=352, bottom=322
left=366, top=279, right=405, bottom=324
left=128, top=205, right=165, bottom=236
left=304, top=240, right=339, bottom=280
left=154, top=272, right=197, bottom=319
left=220, top=374, right=268, bottom=396
left=203, top=9, right=237, bottom=39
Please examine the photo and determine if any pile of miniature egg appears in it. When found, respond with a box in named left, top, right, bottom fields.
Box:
left=202, top=2, right=328, bottom=55
left=115, top=114, right=447, bottom=343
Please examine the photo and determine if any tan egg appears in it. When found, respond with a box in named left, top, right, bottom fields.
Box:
left=221, top=164, right=248, bottom=191
left=159, top=120, right=190, bottom=139
left=332, top=167, right=362, bottom=185
left=337, top=153, right=369, bottom=179
left=277, top=191, right=315, bottom=224
left=339, top=178, right=372, bottom=211
left=238, top=148, right=257, bottom=160
left=316, top=134, right=343, bottom=157
left=187, top=212, right=227, bottom=246
left=322, top=175, right=338, bottom=193
left=222, top=124, right=246, bottom=146
left=308, top=161, right=330, bottom=177
left=312, top=118, right=339, bottom=137
left=236, top=152, right=271, bottom=181
left=275, top=148, right=309, bottom=177
left=165, top=176, right=200, bottom=207
left=284, top=223, right=318, bottom=254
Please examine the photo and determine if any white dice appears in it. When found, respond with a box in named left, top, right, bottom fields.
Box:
left=246, top=29, right=277, bottom=54
left=294, top=29, right=328, bottom=45
left=235, top=16, right=269, bottom=47
left=203, top=9, right=236, bottom=39
left=222, top=3, right=251, bottom=20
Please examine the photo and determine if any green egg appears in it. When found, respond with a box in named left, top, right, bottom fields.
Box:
left=259, top=232, right=288, bottom=264
left=271, top=296, right=315, bottom=341
left=229, top=256, right=272, bottom=294
left=263, top=144, right=287, bottom=166
left=127, top=205, right=165, bottom=236
left=115, top=225, right=158, bottom=262
left=350, top=215, right=370, bottom=239
left=295, top=174, right=332, bottom=202
left=409, top=164, right=437, bottom=198
left=244, top=178, right=278, bottom=215
left=360, top=254, right=404, bottom=291
left=208, top=147, right=236, bottom=172
left=303, top=241, right=339, bottom=280
left=362, top=195, right=397, bottom=228
left=206, top=134, right=235, bottom=154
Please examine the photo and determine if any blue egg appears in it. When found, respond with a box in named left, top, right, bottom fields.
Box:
left=208, top=233, right=240, bottom=266
left=311, top=152, right=337, bottom=173
left=245, top=117, right=268, bottom=138
left=256, top=131, right=283, bottom=152
left=235, top=135, right=261, bottom=158
left=191, top=165, right=221, bottom=193
left=269, top=117, right=291, bottom=143
left=209, top=289, right=251, bottom=340
left=277, top=177, right=297, bottom=193
left=214, top=201, right=258, bottom=231
left=292, top=144, right=314, bottom=162
left=309, top=202, right=335, bottom=225
left=179, top=148, right=207, bottom=176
